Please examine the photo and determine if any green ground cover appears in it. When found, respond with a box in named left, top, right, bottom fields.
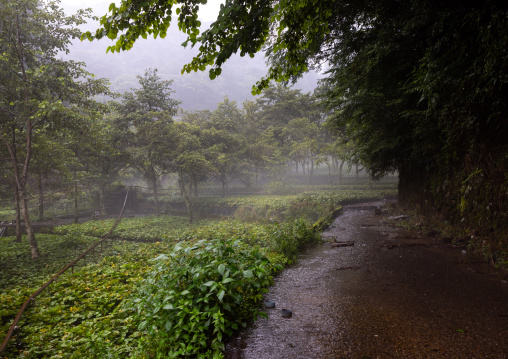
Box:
left=0, top=190, right=393, bottom=358
left=155, top=188, right=396, bottom=222
left=53, top=215, right=208, bottom=242
left=0, top=232, right=102, bottom=291
left=0, top=209, right=15, bottom=221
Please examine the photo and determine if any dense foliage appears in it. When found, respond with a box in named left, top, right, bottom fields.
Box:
left=0, top=231, right=101, bottom=291
left=149, top=187, right=395, bottom=222
left=0, top=240, right=162, bottom=358
left=132, top=238, right=275, bottom=358
left=87, top=0, right=508, bottom=257
left=2, top=190, right=364, bottom=357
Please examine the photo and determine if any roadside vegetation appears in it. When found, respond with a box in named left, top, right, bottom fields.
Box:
left=0, top=187, right=394, bottom=358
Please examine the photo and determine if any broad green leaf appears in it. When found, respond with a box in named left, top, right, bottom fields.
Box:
left=165, top=320, right=173, bottom=331
left=217, top=264, right=225, bottom=276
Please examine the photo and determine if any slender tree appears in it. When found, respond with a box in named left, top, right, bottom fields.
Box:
left=0, top=0, right=109, bottom=258
left=115, top=69, right=181, bottom=215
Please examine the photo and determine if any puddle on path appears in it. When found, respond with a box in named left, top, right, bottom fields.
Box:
left=225, top=202, right=508, bottom=359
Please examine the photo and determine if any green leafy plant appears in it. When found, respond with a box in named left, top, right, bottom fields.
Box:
left=130, top=238, right=276, bottom=358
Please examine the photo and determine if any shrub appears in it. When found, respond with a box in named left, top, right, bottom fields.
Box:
left=263, top=218, right=320, bottom=263
left=130, top=238, right=276, bottom=358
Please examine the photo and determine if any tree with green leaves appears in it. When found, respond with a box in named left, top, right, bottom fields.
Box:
left=201, top=127, right=245, bottom=197
left=254, top=84, right=319, bottom=147
left=0, top=0, right=110, bottom=258
left=115, top=68, right=181, bottom=215
left=174, top=122, right=214, bottom=222
left=282, top=117, right=319, bottom=182
left=241, top=100, right=278, bottom=185
left=94, top=119, right=130, bottom=215
left=30, top=130, right=74, bottom=221
left=201, top=98, right=253, bottom=195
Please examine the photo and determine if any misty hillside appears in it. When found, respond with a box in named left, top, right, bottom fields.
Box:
left=64, top=18, right=320, bottom=111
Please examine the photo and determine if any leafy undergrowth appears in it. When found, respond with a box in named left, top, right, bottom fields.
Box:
left=162, top=178, right=397, bottom=197
left=231, top=189, right=395, bottom=222
left=54, top=215, right=208, bottom=241
left=0, top=240, right=168, bottom=358
left=0, top=190, right=390, bottom=358
left=132, top=239, right=277, bottom=358
left=0, top=231, right=101, bottom=291
left=0, top=219, right=318, bottom=358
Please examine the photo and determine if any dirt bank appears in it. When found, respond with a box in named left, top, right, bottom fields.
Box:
left=225, top=201, right=508, bottom=358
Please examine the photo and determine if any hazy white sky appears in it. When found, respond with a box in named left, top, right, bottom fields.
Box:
left=59, top=0, right=224, bottom=22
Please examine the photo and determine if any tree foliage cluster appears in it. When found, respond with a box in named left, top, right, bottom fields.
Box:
left=90, top=0, right=508, bottom=246
left=0, top=0, right=111, bottom=258
left=311, top=0, right=508, bottom=244
left=110, top=74, right=351, bottom=222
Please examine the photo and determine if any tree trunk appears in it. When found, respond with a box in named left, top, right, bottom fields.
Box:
left=308, top=157, right=314, bottom=185
left=10, top=127, right=22, bottom=242
left=14, top=186, right=22, bottom=243
left=356, top=164, right=359, bottom=181
left=20, top=189, right=40, bottom=259
left=7, top=15, right=39, bottom=258
left=99, top=183, right=107, bottom=215
left=327, top=162, right=333, bottom=188
left=193, top=174, right=198, bottom=197
left=74, top=180, right=79, bottom=224
left=179, top=172, right=193, bottom=223
left=152, top=172, right=160, bottom=215
left=366, top=169, right=373, bottom=189
left=5, top=127, right=39, bottom=257
left=37, top=171, right=44, bottom=220
left=338, top=161, right=344, bottom=185
left=221, top=173, right=227, bottom=198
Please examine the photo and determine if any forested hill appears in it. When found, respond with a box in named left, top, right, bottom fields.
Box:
left=63, top=20, right=320, bottom=111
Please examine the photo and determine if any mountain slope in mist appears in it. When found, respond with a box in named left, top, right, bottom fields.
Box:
left=65, top=19, right=320, bottom=110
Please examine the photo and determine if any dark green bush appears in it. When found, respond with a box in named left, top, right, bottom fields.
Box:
left=130, top=238, right=277, bottom=358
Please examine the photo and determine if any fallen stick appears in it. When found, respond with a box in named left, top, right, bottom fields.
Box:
left=331, top=241, right=355, bottom=247
left=382, top=243, right=430, bottom=249
left=335, top=266, right=360, bottom=270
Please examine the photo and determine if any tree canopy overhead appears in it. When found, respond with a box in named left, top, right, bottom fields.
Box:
left=83, top=0, right=327, bottom=90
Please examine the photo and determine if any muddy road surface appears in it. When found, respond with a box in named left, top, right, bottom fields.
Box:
left=225, top=201, right=508, bottom=358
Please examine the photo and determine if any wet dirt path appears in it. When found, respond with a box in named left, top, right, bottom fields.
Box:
left=225, top=202, right=508, bottom=358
